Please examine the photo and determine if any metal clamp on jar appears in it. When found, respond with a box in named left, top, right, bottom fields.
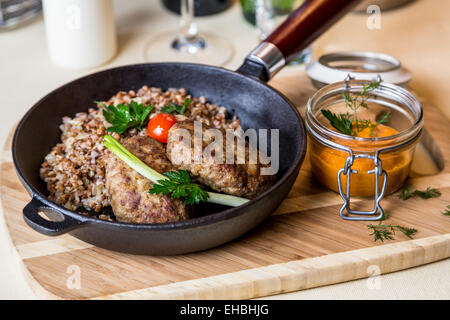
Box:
left=305, top=78, right=423, bottom=221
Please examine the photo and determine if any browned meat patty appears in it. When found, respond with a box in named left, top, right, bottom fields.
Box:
left=166, top=120, right=274, bottom=198
left=106, top=135, right=188, bottom=224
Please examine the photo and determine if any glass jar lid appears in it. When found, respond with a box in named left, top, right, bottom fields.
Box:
left=306, top=51, right=412, bottom=89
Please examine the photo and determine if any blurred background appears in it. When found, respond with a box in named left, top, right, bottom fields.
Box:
left=0, top=0, right=419, bottom=68
left=1, top=0, right=448, bottom=117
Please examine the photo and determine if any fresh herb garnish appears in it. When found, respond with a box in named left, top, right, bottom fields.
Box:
left=359, top=111, right=391, bottom=137
left=99, top=101, right=153, bottom=135
left=321, top=110, right=354, bottom=136
left=103, top=135, right=248, bottom=207
left=411, top=188, right=442, bottom=199
left=442, top=205, right=450, bottom=216
left=399, top=185, right=441, bottom=200
left=375, top=110, right=391, bottom=125
left=368, top=223, right=418, bottom=242
left=321, top=80, right=391, bottom=136
left=149, top=170, right=209, bottom=205
left=380, top=211, right=390, bottom=221
left=367, top=211, right=417, bottom=242
left=161, top=98, right=191, bottom=115
left=344, top=79, right=381, bottom=132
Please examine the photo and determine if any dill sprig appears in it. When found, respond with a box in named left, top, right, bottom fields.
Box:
left=344, top=80, right=381, bottom=132
left=367, top=211, right=417, bottom=242
left=321, top=80, right=390, bottom=136
left=368, top=224, right=418, bottom=242
left=359, top=111, right=391, bottom=137
left=399, top=185, right=441, bottom=200
left=442, top=205, right=450, bottom=216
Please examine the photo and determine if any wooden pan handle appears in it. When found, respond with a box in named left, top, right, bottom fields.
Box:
left=266, top=0, right=361, bottom=63
left=238, top=0, right=361, bottom=81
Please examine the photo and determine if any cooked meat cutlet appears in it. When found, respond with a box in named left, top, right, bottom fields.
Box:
left=166, top=120, right=274, bottom=198
left=106, top=135, right=188, bottom=224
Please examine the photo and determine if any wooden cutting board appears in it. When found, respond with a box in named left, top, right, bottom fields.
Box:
left=1, top=70, right=449, bottom=299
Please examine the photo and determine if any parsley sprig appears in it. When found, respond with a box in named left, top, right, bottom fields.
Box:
left=161, top=98, right=191, bottom=115
left=149, top=170, right=209, bottom=205
left=367, top=211, right=418, bottom=242
left=399, top=185, right=441, bottom=200
left=99, top=101, right=153, bottom=135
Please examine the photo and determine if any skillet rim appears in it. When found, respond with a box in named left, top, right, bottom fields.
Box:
left=12, top=62, right=307, bottom=231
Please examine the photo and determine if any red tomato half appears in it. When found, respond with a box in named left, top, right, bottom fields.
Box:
left=147, top=113, right=177, bottom=143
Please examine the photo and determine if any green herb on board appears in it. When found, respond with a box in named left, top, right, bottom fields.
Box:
left=367, top=223, right=418, bottom=242
left=399, top=185, right=441, bottom=200
left=442, top=205, right=450, bottom=216
left=367, top=210, right=417, bottom=242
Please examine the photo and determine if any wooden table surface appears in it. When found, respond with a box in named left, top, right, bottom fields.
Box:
left=0, top=0, right=449, bottom=299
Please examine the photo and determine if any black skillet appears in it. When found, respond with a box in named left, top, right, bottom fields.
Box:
left=12, top=0, right=360, bottom=255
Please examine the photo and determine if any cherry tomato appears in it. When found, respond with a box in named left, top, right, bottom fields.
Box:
left=147, top=113, right=177, bottom=143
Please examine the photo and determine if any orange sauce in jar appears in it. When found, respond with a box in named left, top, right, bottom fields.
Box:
left=309, top=122, right=413, bottom=197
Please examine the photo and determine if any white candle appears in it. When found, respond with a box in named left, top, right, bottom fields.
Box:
left=43, top=0, right=117, bottom=69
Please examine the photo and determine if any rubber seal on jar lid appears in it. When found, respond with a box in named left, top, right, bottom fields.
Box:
left=306, top=51, right=412, bottom=89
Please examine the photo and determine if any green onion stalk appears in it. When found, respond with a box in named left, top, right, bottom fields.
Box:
left=103, top=135, right=249, bottom=207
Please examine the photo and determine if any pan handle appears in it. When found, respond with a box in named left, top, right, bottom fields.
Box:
left=237, top=0, right=361, bottom=81
left=23, top=197, right=86, bottom=236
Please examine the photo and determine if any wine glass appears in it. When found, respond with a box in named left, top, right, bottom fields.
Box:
left=244, top=0, right=311, bottom=65
left=144, top=0, right=234, bottom=66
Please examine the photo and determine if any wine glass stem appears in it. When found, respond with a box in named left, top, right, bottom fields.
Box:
left=180, top=0, right=198, bottom=40
left=173, top=0, right=205, bottom=52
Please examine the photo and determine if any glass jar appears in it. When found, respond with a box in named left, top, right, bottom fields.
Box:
left=305, top=80, right=423, bottom=220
